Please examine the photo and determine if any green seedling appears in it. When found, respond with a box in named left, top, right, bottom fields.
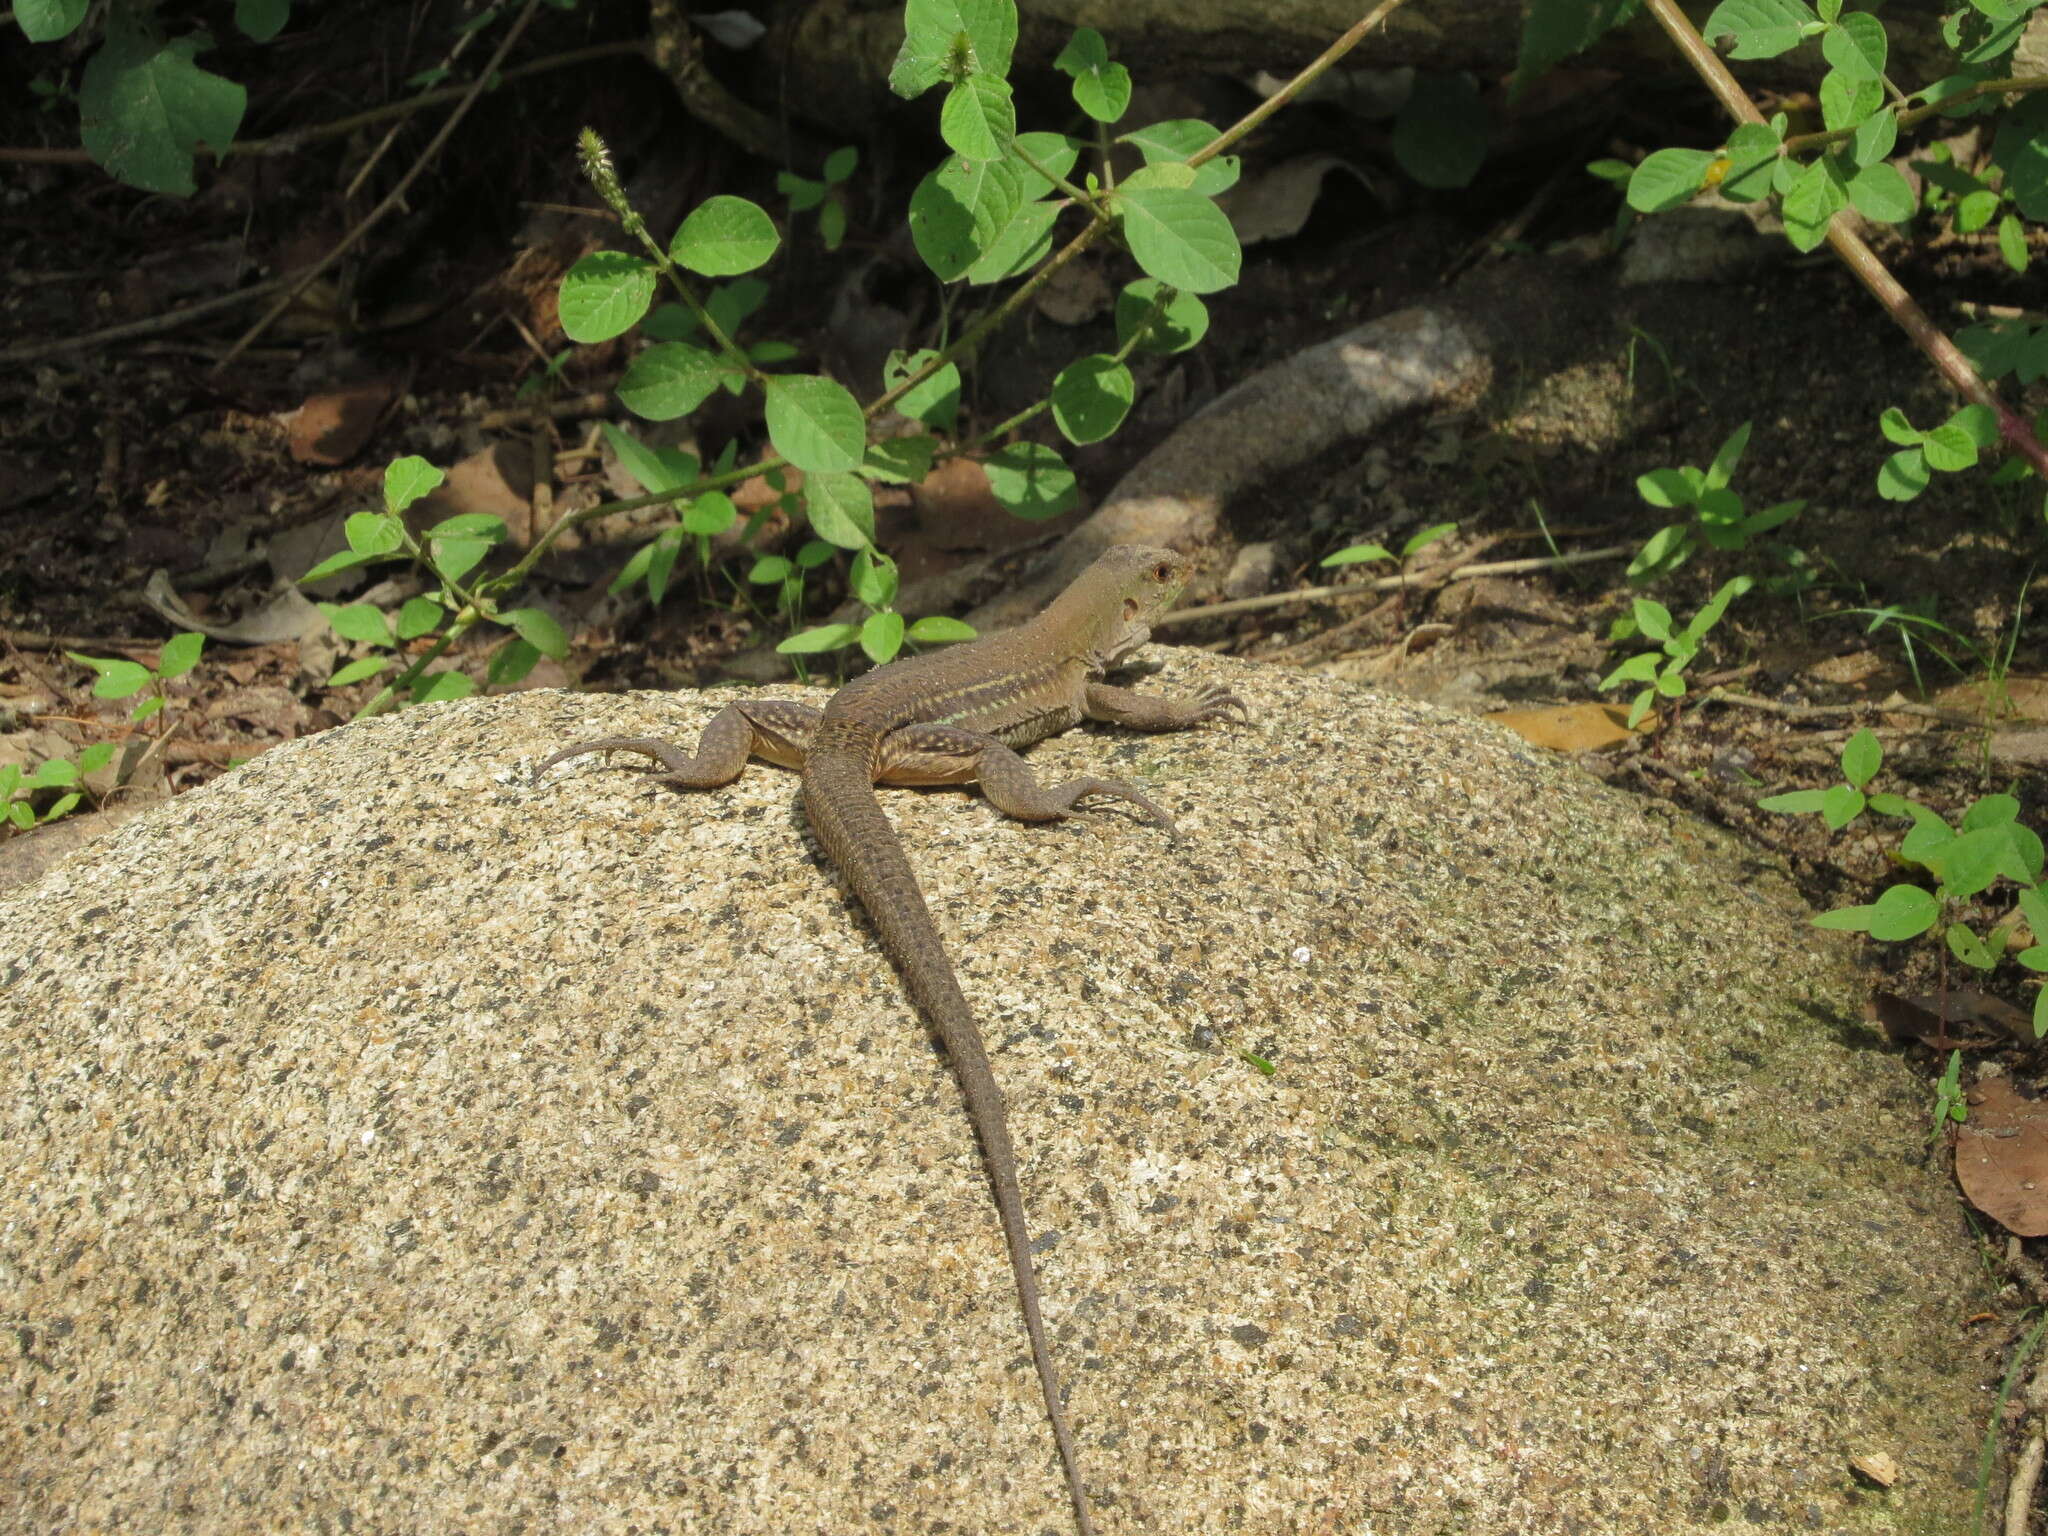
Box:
left=67, top=631, right=206, bottom=725
left=1627, top=422, right=1803, bottom=585
left=1320, top=521, right=1457, bottom=574
left=2, top=742, right=118, bottom=834
left=777, top=145, right=860, bottom=252
left=1929, top=1048, right=1968, bottom=1146
left=1599, top=575, right=1752, bottom=730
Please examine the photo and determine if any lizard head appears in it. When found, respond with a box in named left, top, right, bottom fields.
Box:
left=1063, top=544, right=1190, bottom=666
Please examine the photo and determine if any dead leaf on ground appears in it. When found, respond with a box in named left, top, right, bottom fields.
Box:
left=1955, top=1077, right=2048, bottom=1236
left=279, top=378, right=399, bottom=466
left=1870, top=990, right=2033, bottom=1050
left=1218, top=154, right=1384, bottom=246
left=1484, top=702, right=1638, bottom=753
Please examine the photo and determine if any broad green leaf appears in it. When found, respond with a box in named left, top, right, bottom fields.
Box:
left=411, top=670, right=475, bottom=705
left=1401, top=523, right=1457, bottom=558
left=2004, top=824, right=2046, bottom=884
left=1685, top=574, right=1753, bottom=639
left=1849, top=107, right=1897, bottom=169
left=601, top=423, right=698, bottom=496
left=385, top=457, right=445, bottom=515
left=1866, top=792, right=1917, bottom=818
left=1821, top=10, right=1886, bottom=79
left=66, top=652, right=153, bottom=699
left=850, top=547, right=899, bottom=608
left=941, top=73, right=1015, bottom=160
left=803, top=471, right=875, bottom=548
left=299, top=548, right=377, bottom=583
left=1947, top=921, right=1996, bottom=969
left=984, top=441, right=1078, bottom=519
left=499, top=607, right=569, bottom=660
left=860, top=610, right=907, bottom=665
left=1627, top=147, right=1716, bottom=211
left=1840, top=727, right=1882, bottom=787
left=18, top=0, right=90, bottom=42
left=1010, top=130, right=1083, bottom=188
left=1758, top=788, right=1830, bottom=814
left=327, top=655, right=391, bottom=687
left=1878, top=406, right=1923, bottom=445
left=1122, top=163, right=1196, bottom=192
left=749, top=555, right=794, bottom=584
left=558, top=251, right=656, bottom=343
left=1631, top=599, right=1674, bottom=641
left=1920, top=422, right=1979, bottom=472
left=777, top=622, right=862, bottom=655
left=1992, top=93, right=2048, bottom=219
left=157, top=631, right=205, bottom=679
left=1654, top=669, right=1687, bottom=698
left=1118, top=119, right=1238, bottom=196
left=423, top=513, right=507, bottom=541
left=79, top=25, right=247, bottom=196
left=823, top=146, right=858, bottom=183
left=909, top=152, right=1026, bottom=280
left=1599, top=652, right=1663, bottom=689
left=1720, top=121, right=1781, bottom=202
left=1962, top=793, right=2021, bottom=831
left=885, top=349, right=962, bottom=430
left=1115, top=278, right=1208, bottom=354
left=766, top=376, right=865, bottom=473
left=1864, top=882, right=1942, bottom=940
left=1636, top=467, right=1699, bottom=509
left=1956, top=187, right=2001, bottom=233
left=431, top=537, right=491, bottom=583
left=316, top=602, right=393, bottom=647
left=683, top=491, right=738, bottom=536
left=1390, top=73, right=1488, bottom=189
left=1949, top=402, right=2002, bottom=447
left=1848, top=162, right=1914, bottom=222
left=1051, top=355, right=1134, bottom=444
left=908, top=615, right=977, bottom=644
left=1820, top=784, right=1866, bottom=830
left=618, top=341, right=731, bottom=420
left=889, top=0, right=1017, bottom=99
left=964, top=199, right=1060, bottom=284
left=23, top=758, right=78, bottom=789
left=1703, top=0, right=1818, bottom=58
left=1067, top=57, right=1131, bottom=124
left=1114, top=186, right=1239, bottom=293
left=78, top=743, right=117, bottom=774
left=1704, top=421, right=1751, bottom=491
left=487, top=638, right=541, bottom=689
left=396, top=595, right=444, bottom=640
left=671, top=195, right=780, bottom=276
left=1626, top=524, right=1695, bottom=584
left=1922, top=824, right=2008, bottom=899
left=864, top=435, right=939, bottom=485
left=1780, top=154, right=1849, bottom=250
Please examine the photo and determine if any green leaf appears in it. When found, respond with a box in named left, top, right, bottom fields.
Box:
left=1992, top=92, right=2048, bottom=220
left=1849, top=108, right=1897, bottom=170
left=1922, top=825, right=2009, bottom=899
left=618, top=341, right=732, bottom=421
left=1780, top=154, right=1849, bottom=251
left=2020, top=944, right=2048, bottom=974
left=1900, top=807, right=1956, bottom=865
left=2035, top=987, right=2048, bottom=1040
left=941, top=73, right=1016, bottom=160
left=1703, top=0, right=1818, bottom=59
left=1947, top=921, right=1996, bottom=969
left=1118, top=120, right=1237, bottom=196
left=964, top=198, right=1060, bottom=284
left=487, top=638, right=541, bottom=688
left=1758, top=788, right=1830, bottom=814
left=823, top=145, right=858, bottom=183
left=328, top=655, right=392, bottom=688
left=1627, top=523, right=1695, bottom=584
left=1115, top=278, right=1209, bottom=354
left=889, top=0, right=1017, bottom=99
left=885, top=349, right=962, bottom=430
left=683, top=490, right=738, bottom=536
left=1821, top=10, right=1886, bottom=79
left=128, top=693, right=163, bottom=724
left=984, top=441, right=1078, bottom=520
left=908, top=615, right=977, bottom=644
left=157, top=630, right=205, bottom=679
left=1948, top=403, right=2002, bottom=448
left=1631, top=599, right=1674, bottom=641
left=1390, top=73, right=1488, bottom=189
left=1865, top=882, right=1942, bottom=940
left=411, top=670, right=475, bottom=705
left=66, top=652, right=154, bottom=699
left=1114, top=186, right=1240, bottom=293
left=1956, top=187, right=2001, bottom=233
left=558, top=251, right=656, bottom=343
left=499, top=607, right=569, bottom=660
left=777, top=622, right=862, bottom=655
left=434, top=537, right=493, bottom=582
left=1866, top=792, right=1917, bottom=818
left=317, top=602, right=393, bottom=647
left=1684, top=575, right=1753, bottom=640
left=1599, top=652, right=1664, bottom=690
left=1625, top=687, right=1657, bottom=729
left=850, top=548, right=899, bottom=609
left=423, top=513, right=507, bottom=541
left=602, top=422, right=699, bottom=497
left=1322, top=543, right=1393, bottom=567
left=909, top=153, right=1026, bottom=280
left=671, top=195, right=781, bottom=276
left=1848, top=162, right=1914, bottom=223
left=1627, top=148, right=1716, bottom=212
left=396, top=595, right=444, bottom=640
left=18, top=1, right=91, bottom=43
left=1719, top=121, right=1781, bottom=202
left=748, top=555, right=794, bottom=584
left=1401, top=522, right=1457, bottom=558
left=1654, top=669, right=1687, bottom=698
left=860, top=610, right=907, bottom=666
left=1635, top=467, right=1699, bottom=509
left=1876, top=446, right=1929, bottom=501
left=1839, top=726, right=1882, bottom=788
left=1702, top=422, right=1752, bottom=493
left=23, top=758, right=78, bottom=789
left=1920, top=423, right=1979, bottom=473
left=864, top=436, right=939, bottom=485
left=299, top=548, right=378, bottom=584
left=1051, top=355, right=1135, bottom=444
left=803, top=472, right=876, bottom=549
left=763, top=375, right=865, bottom=473
left=78, top=24, right=247, bottom=196
left=78, top=743, right=116, bottom=774
left=1512, top=0, right=1642, bottom=99
left=1064, top=50, right=1131, bottom=123
left=1878, top=406, right=1923, bottom=446
left=1820, top=784, right=1867, bottom=830
left=236, top=0, right=290, bottom=42
left=1962, top=793, right=2021, bottom=831
left=384, top=456, right=445, bottom=515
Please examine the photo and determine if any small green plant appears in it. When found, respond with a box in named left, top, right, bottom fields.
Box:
left=1930, top=1048, right=1968, bottom=1146
left=1874, top=402, right=2002, bottom=503
left=67, top=631, right=206, bottom=724
left=1762, top=727, right=2048, bottom=1035
left=1599, top=575, right=1752, bottom=729
left=1626, top=422, right=1803, bottom=585
left=777, top=146, right=860, bottom=252
left=1320, top=521, right=1457, bottom=574
left=1, top=743, right=117, bottom=834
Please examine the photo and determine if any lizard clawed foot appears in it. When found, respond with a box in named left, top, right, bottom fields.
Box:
left=1189, top=684, right=1251, bottom=725
left=1053, top=776, right=1177, bottom=834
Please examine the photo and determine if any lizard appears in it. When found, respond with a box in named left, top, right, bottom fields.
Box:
left=536, top=544, right=1246, bottom=1535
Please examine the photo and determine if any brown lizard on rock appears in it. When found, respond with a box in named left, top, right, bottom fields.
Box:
left=537, top=544, right=1246, bottom=1535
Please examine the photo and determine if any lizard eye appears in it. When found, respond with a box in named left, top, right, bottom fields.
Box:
left=1152, top=562, right=1172, bottom=582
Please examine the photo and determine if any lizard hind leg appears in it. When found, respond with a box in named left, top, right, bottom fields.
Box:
left=878, top=723, right=1174, bottom=831
left=534, top=702, right=817, bottom=787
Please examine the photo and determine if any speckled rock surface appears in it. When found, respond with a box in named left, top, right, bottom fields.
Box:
left=2, top=654, right=1991, bottom=1534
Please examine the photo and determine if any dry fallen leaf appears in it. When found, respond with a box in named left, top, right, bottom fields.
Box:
left=1954, top=1077, right=2048, bottom=1237
left=1869, top=989, right=2035, bottom=1050
left=1848, top=1450, right=1899, bottom=1487
left=1483, top=702, right=1638, bottom=753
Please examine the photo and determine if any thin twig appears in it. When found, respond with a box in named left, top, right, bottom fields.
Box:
left=1700, top=690, right=1984, bottom=727
left=213, top=0, right=545, bottom=371
left=1159, top=544, right=1632, bottom=625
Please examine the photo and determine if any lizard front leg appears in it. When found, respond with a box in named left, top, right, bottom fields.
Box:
left=879, top=723, right=1175, bottom=830
left=535, top=700, right=820, bottom=787
left=1083, top=681, right=1249, bottom=732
